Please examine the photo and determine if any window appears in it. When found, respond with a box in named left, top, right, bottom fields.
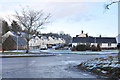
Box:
left=108, top=43, right=111, bottom=47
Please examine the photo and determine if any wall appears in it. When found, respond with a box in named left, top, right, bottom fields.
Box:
left=111, top=43, right=117, bottom=48
left=72, top=43, right=77, bottom=47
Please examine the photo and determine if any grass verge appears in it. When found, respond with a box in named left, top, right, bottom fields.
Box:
left=77, top=55, right=120, bottom=78
left=0, top=52, right=53, bottom=54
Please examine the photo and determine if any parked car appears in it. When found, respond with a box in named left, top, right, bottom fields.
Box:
left=40, top=45, right=47, bottom=50
left=47, top=45, right=52, bottom=48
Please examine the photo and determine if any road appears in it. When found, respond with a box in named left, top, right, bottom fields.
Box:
left=2, top=53, right=116, bottom=78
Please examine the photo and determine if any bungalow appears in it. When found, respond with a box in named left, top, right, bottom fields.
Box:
left=72, top=31, right=117, bottom=49
left=2, top=35, right=27, bottom=51
left=20, top=32, right=33, bottom=39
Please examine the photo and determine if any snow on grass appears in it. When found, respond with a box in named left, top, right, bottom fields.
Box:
left=40, top=49, right=118, bottom=54
left=101, top=70, right=107, bottom=74
left=77, top=55, right=120, bottom=78
left=0, top=49, right=118, bottom=55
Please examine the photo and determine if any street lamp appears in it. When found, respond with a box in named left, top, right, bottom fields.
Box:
left=94, top=37, right=96, bottom=46
left=117, top=43, right=120, bottom=64
left=17, top=32, right=20, bottom=52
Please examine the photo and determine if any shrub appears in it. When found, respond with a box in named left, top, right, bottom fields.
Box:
left=71, top=46, right=76, bottom=51
left=97, top=43, right=102, bottom=51
left=86, top=43, right=91, bottom=50
left=76, top=44, right=86, bottom=51
left=91, top=45, right=98, bottom=51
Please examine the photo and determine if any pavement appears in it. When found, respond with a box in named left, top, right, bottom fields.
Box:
left=0, top=54, right=56, bottom=58
left=2, top=53, right=117, bottom=78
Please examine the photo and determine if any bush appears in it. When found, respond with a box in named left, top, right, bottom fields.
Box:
left=97, top=43, right=102, bottom=51
left=76, top=45, right=86, bottom=51
left=72, top=43, right=102, bottom=51
left=71, top=46, right=76, bottom=51
left=86, top=43, right=91, bottom=50
left=91, top=45, right=98, bottom=51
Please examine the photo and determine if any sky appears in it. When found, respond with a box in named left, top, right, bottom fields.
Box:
left=0, top=0, right=118, bottom=37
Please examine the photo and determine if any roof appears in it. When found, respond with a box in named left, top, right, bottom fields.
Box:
left=72, top=37, right=94, bottom=43
left=96, top=37, right=116, bottom=43
left=10, top=35, right=27, bottom=45
left=20, top=32, right=33, bottom=38
left=72, top=37, right=117, bottom=43
left=3, top=31, right=20, bottom=38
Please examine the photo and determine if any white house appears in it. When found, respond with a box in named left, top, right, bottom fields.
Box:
left=116, top=34, right=120, bottom=44
left=29, top=35, right=65, bottom=49
left=72, top=31, right=117, bottom=49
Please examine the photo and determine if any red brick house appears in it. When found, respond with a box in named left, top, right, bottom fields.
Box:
left=2, top=35, right=27, bottom=51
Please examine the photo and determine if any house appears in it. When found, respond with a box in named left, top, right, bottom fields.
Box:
left=3, top=31, right=20, bottom=38
left=20, top=32, right=33, bottom=39
left=72, top=31, right=117, bottom=49
left=116, top=34, right=120, bottom=44
left=29, top=35, right=66, bottom=49
left=29, top=36, right=39, bottom=49
left=2, top=35, right=27, bottom=51
left=2, top=31, right=21, bottom=42
left=29, top=35, right=49, bottom=49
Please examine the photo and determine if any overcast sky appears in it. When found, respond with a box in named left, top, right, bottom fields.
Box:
left=0, top=0, right=118, bottom=37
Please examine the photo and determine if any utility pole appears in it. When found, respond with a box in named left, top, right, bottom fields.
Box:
left=95, top=37, right=96, bottom=46
left=17, top=32, right=20, bottom=52
left=17, top=35, right=18, bottom=52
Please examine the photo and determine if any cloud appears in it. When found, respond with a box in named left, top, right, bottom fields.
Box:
left=0, top=0, right=112, bottom=3
left=0, top=1, right=89, bottom=21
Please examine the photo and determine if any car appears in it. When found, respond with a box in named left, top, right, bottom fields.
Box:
left=47, top=45, right=52, bottom=48
left=40, top=45, right=47, bottom=50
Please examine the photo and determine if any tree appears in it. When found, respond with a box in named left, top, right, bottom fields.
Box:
left=106, top=1, right=120, bottom=63
left=2, top=20, right=10, bottom=35
left=13, top=7, right=50, bottom=53
left=59, top=31, right=65, bottom=35
left=11, top=20, right=22, bottom=32
left=105, top=0, right=120, bottom=9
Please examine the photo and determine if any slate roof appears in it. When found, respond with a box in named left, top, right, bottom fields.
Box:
left=72, top=37, right=117, bottom=43
left=96, top=37, right=117, bottom=43
left=20, top=32, right=33, bottom=38
left=72, top=37, right=94, bottom=43
left=10, top=35, right=27, bottom=45
left=10, top=31, right=20, bottom=36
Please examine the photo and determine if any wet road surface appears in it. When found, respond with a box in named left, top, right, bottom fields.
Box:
left=2, top=53, right=116, bottom=78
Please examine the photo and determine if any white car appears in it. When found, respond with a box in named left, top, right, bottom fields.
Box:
left=40, top=45, right=47, bottom=50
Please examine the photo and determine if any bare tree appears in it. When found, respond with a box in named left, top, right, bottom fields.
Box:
left=105, top=0, right=120, bottom=9
left=14, top=7, right=50, bottom=53
left=106, top=0, right=120, bottom=63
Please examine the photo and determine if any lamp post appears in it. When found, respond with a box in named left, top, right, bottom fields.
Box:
left=117, top=43, right=120, bottom=64
left=95, top=37, right=96, bottom=46
left=17, top=35, right=18, bottom=52
left=17, top=32, right=20, bottom=52
left=1, top=36, right=3, bottom=53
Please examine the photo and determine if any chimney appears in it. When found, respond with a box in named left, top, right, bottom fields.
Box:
left=76, top=35, right=79, bottom=37
left=86, top=33, right=88, bottom=37
left=99, top=35, right=101, bottom=38
left=81, top=30, right=83, bottom=34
